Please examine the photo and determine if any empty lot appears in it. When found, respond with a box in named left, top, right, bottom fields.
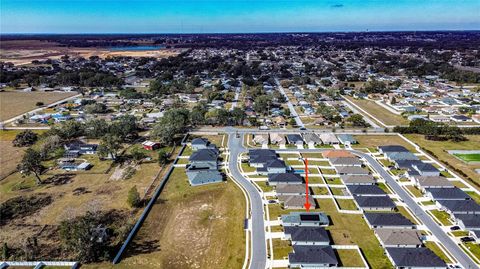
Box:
left=0, top=91, right=77, bottom=121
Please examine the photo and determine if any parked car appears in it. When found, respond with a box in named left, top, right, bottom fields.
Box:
left=450, top=226, right=460, bottom=231
left=460, top=237, right=475, bottom=243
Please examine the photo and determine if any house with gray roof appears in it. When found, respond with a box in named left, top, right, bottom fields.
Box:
left=340, top=175, right=376, bottom=185
left=279, top=195, right=315, bottom=209
left=385, top=247, right=447, bottom=269
left=378, top=145, right=409, bottom=154
left=335, top=166, right=369, bottom=175
left=454, top=214, right=480, bottom=231
left=347, top=185, right=387, bottom=196
left=268, top=173, right=303, bottom=185
left=187, top=170, right=223, bottom=186
left=191, top=138, right=217, bottom=151
left=425, top=187, right=471, bottom=201
left=289, top=245, right=338, bottom=268
left=411, top=162, right=440, bottom=177
left=328, top=157, right=362, bottom=167
left=319, top=133, right=339, bottom=145
left=364, top=213, right=416, bottom=229
left=281, top=212, right=329, bottom=227
left=186, top=140, right=222, bottom=186
left=284, top=226, right=330, bottom=245
left=257, top=159, right=288, bottom=175
left=286, top=134, right=304, bottom=146
left=354, top=196, right=396, bottom=211
left=302, top=133, right=321, bottom=148
left=337, top=134, right=357, bottom=145
left=385, top=151, right=419, bottom=162
left=375, top=229, right=423, bottom=248
left=437, top=200, right=480, bottom=215
left=413, top=176, right=454, bottom=191
left=276, top=184, right=308, bottom=195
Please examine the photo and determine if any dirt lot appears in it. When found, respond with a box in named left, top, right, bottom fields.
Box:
left=0, top=40, right=182, bottom=65
left=345, top=96, right=409, bottom=126
left=0, top=91, right=77, bottom=121
left=94, top=167, right=246, bottom=269
left=353, top=134, right=418, bottom=153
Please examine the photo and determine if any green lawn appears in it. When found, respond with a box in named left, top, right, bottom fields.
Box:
left=429, top=210, right=453, bottom=226
left=454, top=153, right=480, bottom=162
left=326, top=177, right=343, bottom=185
left=240, top=163, right=257, bottom=173
left=405, top=185, right=424, bottom=198
left=336, top=199, right=358, bottom=210
left=311, top=187, right=329, bottom=195
left=424, top=241, right=452, bottom=263
left=331, top=187, right=346, bottom=196
left=336, top=249, right=365, bottom=267
left=464, top=242, right=480, bottom=261
left=272, top=239, right=293, bottom=260
left=466, top=191, right=480, bottom=204
left=256, top=181, right=273, bottom=192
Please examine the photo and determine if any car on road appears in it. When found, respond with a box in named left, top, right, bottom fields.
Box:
left=450, top=226, right=460, bottom=231
left=299, top=127, right=307, bottom=130
left=259, top=126, right=270, bottom=130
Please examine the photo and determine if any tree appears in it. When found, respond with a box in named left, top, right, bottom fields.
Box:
left=17, top=148, right=44, bottom=184
left=151, top=108, right=190, bottom=145
left=347, top=114, right=370, bottom=127
left=130, top=146, right=146, bottom=164
left=84, top=103, right=108, bottom=114
left=158, top=150, right=169, bottom=166
left=231, top=107, right=245, bottom=125
left=13, top=130, right=38, bottom=147
left=38, top=134, right=62, bottom=159
left=109, top=115, right=138, bottom=141
left=127, top=186, right=141, bottom=208
left=98, top=134, right=122, bottom=160
left=254, top=95, right=272, bottom=116
left=2, top=243, right=9, bottom=260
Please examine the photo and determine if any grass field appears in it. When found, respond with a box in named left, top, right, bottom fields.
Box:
left=353, top=134, right=417, bottom=152
left=109, top=167, right=246, bottom=269
left=429, top=210, right=453, bottom=226
left=344, top=96, right=409, bottom=126
left=0, top=91, right=77, bottom=121
left=424, top=241, right=452, bottom=263
left=454, top=153, right=480, bottom=162
left=405, top=134, right=480, bottom=191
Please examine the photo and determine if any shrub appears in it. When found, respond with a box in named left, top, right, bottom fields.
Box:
left=127, top=186, right=141, bottom=208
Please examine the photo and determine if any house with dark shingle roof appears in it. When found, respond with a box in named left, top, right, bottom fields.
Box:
left=284, top=226, right=330, bottom=245
left=364, top=213, right=416, bottom=229
left=248, top=149, right=277, bottom=167
left=289, top=245, right=338, bottom=268
left=335, top=166, right=370, bottom=175
left=268, top=173, right=303, bottom=185
left=413, top=176, right=454, bottom=192
left=437, top=200, right=480, bottom=215
left=286, top=134, right=304, bottom=146
left=191, top=138, right=217, bottom=151
left=454, top=214, right=480, bottom=231
left=257, top=159, right=288, bottom=175
left=347, top=185, right=387, bottom=196
left=385, top=151, right=419, bottom=162
left=378, top=145, right=410, bottom=154
left=186, top=140, right=223, bottom=186
left=385, top=247, right=447, bottom=269
left=425, top=188, right=471, bottom=201
left=328, top=157, right=363, bottom=167
left=354, top=196, right=396, bottom=211
left=302, top=133, right=321, bottom=148
left=276, top=184, right=308, bottom=195
left=411, top=162, right=440, bottom=177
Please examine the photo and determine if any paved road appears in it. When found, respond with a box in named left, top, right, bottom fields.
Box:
left=275, top=78, right=304, bottom=128
left=192, top=126, right=386, bottom=134
left=227, top=132, right=267, bottom=269
left=353, top=150, right=478, bottom=268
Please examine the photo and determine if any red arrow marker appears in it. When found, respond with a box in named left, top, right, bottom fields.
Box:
left=304, top=158, right=311, bottom=212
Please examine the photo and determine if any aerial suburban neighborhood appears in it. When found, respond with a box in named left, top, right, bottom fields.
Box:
left=1, top=2, right=480, bottom=269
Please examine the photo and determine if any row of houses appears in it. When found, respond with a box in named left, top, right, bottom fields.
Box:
left=280, top=212, right=339, bottom=268
left=185, top=138, right=223, bottom=186
left=380, top=145, right=480, bottom=243
left=252, top=133, right=357, bottom=148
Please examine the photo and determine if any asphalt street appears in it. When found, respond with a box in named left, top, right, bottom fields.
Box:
left=227, top=132, right=267, bottom=269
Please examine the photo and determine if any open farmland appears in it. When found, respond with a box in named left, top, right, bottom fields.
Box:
left=0, top=91, right=77, bottom=121
left=96, top=167, right=246, bottom=269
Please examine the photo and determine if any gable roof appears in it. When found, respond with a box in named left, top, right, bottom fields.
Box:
left=454, top=214, right=480, bottom=229
left=319, top=133, right=339, bottom=143
left=412, top=162, right=440, bottom=173
left=341, top=175, right=376, bottom=185
left=286, top=134, right=304, bottom=143
left=189, top=149, right=218, bottom=162
left=278, top=195, right=315, bottom=208
left=329, top=157, right=363, bottom=166
left=276, top=184, right=308, bottom=194
left=375, top=229, right=422, bottom=246
left=336, top=166, right=369, bottom=175
left=268, top=173, right=303, bottom=184
left=385, top=151, right=419, bottom=161
left=266, top=159, right=287, bottom=169
left=354, top=196, right=395, bottom=208
left=191, top=138, right=209, bottom=145
left=438, top=200, right=480, bottom=213
left=364, top=213, right=414, bottom=227
left=386, top=248, right=446, bottom=267
left=425, top=187, right=471, bottom=200
left=187, top=170, right=222, bottom=185
left=302, top=133, right=321, bottom=143
left=337, top=134, right=357, bottom=144
left=414, top=176, right=454, bottom=188
left=284, top=226, right=329, bottom=243
left=347, top=185, right=387, bottom=196
left=378, top=145, right=409, bottom=153
left=289, top=245, right=338, bottom=265
left=281, top=212, right=329, bottom=225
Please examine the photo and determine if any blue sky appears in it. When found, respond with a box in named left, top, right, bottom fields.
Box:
left=1, top=0, right=479, bottom=33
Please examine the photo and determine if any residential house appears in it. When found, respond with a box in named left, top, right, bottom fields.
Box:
left=425, top=188, right=471, bottom=201
left=437, top=200, right=480, bottom=215
left=289, top=245, right=338, bottom=268
left=378, top=145, right=410, bottom=154
left=253, top=133, right=269, bottom=147
left=385, top=248, right=446, bottom=269
left=302, top=133, right=321, bottom=148
left=283, top=226, right=330, bottom=246
left=278, top=195, right=315, bottom=209
left=186, top=147, right=222, bottom=186
left=347, top=185, right=387, bottom=196
left=328, top=157, right=362, bottom=167
left=281, top=212, right=329, bottom=227
left=337, top=134, right=357, bottom=145
left=364, top=213, right=416, bottom=229
left=268, top=173, right=303, bottom=185
left=270, top=133, right=286, bottom=147
left=276, top=184, right=308, bottom=195
left=375, top=229, right=423, bottom=248
left=322, top=150, right=354, bottom=158
left=454, top=214, right=480, bottom=231
left=412, top=176, right=454, bottom=192
left=319, top=133, right=339, bottom=145
left=411, top=162, right=440, bottom=177
left=340, top=175, right=376, bottom=185
left=257, top=159, right=288, bottom=175
left=191, top=138, right=218, bottom=151
left=354, top=196, right=396, bottom=211
left=335, top=166, right=369, bottom=175
left=286, top=134, right=304, bottom=147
